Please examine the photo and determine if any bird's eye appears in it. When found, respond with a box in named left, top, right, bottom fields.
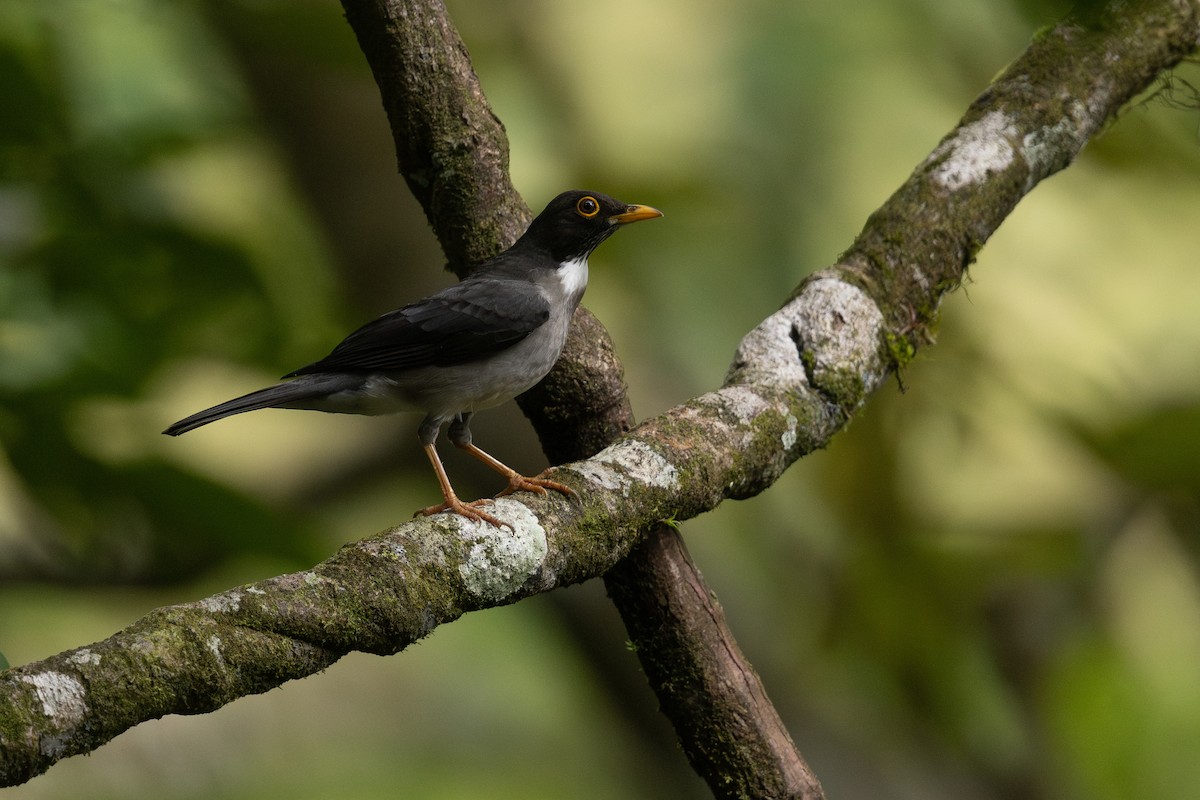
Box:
left=575, top=196, right=600, bottom=218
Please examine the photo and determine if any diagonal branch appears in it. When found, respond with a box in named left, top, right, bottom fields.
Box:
left=2, top=0, right=1197, bottom=788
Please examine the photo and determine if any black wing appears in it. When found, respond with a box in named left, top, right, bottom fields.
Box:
left=285, top=276, right=550, bottom=376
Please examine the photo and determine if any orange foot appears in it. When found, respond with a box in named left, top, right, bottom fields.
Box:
left=495, top=472, right=576, bottom=499
left=416, top=496, right=507, bottom=528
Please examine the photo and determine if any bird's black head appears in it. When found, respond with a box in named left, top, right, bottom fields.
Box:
left=516, top=190, right=662, bottom=263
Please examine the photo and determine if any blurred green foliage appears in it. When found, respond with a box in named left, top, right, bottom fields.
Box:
left=3, top=0, right=1200, bottom=798
left=0, top=0, right=345, bottom=581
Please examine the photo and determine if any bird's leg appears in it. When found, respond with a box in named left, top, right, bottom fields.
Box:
left=414, top=417, right=507, bottom=528
left=447, top=414, right=576, bottom=500
left=461, top=442, right=576, bottom=498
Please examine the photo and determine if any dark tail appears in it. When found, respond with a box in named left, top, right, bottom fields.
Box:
left=163, top=379, right=335, bottom=436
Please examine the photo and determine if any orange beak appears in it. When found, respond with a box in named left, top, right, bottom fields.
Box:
left=609, top=204, right=664, bottom=224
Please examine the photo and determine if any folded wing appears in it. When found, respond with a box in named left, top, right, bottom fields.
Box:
left=285, top=277, right=550, bottom=377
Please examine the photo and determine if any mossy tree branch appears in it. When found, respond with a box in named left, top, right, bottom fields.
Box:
left=2, top=0, right=1196, bottom=790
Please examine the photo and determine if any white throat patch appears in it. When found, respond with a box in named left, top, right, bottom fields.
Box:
left=557, top=254, right=589, bottom=302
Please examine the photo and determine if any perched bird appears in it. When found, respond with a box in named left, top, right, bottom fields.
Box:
left=164, top=190, right=662, bottom=526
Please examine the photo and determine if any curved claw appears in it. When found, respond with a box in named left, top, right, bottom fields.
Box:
left=495, top=472, right=576, bottom=499
left=416, top=496, right=507, bottom=529
left=455, top=442, right=576, bottom=502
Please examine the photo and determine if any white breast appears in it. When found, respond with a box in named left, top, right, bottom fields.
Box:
left=556, top=254, right=589, bottom=304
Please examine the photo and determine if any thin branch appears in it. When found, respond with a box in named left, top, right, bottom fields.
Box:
left=2, top=0, right=1197, bottom=788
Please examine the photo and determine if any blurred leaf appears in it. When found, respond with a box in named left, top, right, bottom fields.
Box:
left=1081, top=403, right=1200, bottom=495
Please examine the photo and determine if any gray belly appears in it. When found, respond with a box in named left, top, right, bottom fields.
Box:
left=295, top=310, right=572, bottom=420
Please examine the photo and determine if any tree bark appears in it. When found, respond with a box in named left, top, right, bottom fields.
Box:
left=2, top=0, right=1197, bottom=789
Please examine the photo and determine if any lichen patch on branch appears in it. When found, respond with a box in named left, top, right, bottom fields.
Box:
left=790, top=277, right=888, bottom=410
left=198, top=591, right=243, bottom=615
left=206, top=636, right=225, bottom=668
left=17, top=672, right=88, bottom=740
left=570, top=439, right=680, bottom=496
left=1020, top=111, right=1084, bottom=189
left=65, top=649, right=101, bottom=667
left=457, top=500, right=548, bottom=602
left=729, top=305, right=812, bottom=388
left=928, top=110, right=1019, bottom=191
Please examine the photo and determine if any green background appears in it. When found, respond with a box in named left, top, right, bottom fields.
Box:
left=3, top=0, right=1200, bottom=797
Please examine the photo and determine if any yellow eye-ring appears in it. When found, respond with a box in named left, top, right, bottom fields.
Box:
left=575, top=195, right=600, bottom=218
